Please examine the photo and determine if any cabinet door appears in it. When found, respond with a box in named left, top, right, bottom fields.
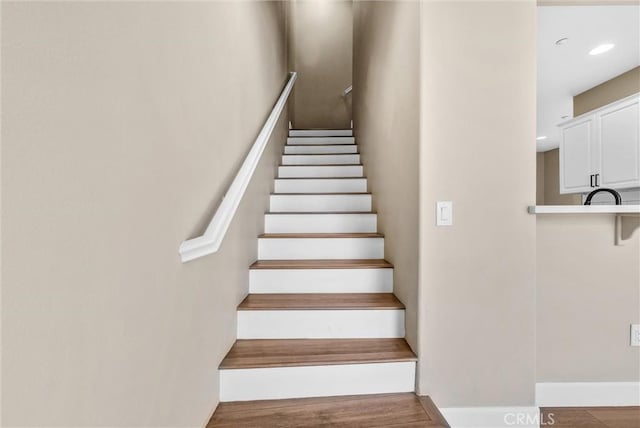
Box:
left=560, top=118, right=594, bottom=194
left=597, top=97, right=640, bottom=190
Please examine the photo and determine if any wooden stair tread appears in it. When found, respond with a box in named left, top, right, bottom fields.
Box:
left=279, top=163, right=362, bottom=166
left=275, top=177, right=366, bottom=180
left=250, top=259, right=393, bottom=269
left=283, top=153, right=361, bottom=156
left=238, top=293, right=404, bottom=310
left=265, top=211, right=377, bottom=215
left=271, top=192, right=371, bottom=195
left=283, top=153, right=358, bottom=156
left=208, top=393, right=449, bottom=427
left=219, top=338, right=416, bottom=369
left=258, top=233, right=383, bottom=238
left=286, top=143, right=357, bottom=147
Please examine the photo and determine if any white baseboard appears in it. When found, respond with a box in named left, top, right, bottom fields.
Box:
left=264, top=212, right=376, bottom=233
left=249, top=267, right=393, bottom=294
left=439, top=407, right=540, bottom=428
left=282, top=154, right=360, bottom=165
left=269, top=193, right=372, bottom=213
left=536, top=382, right=640, bottom=407
left=237, top=309, right=405, bottom=339
left=284, top=144, right=358, bottom=154
left=278, top=164, right=363, bottom=178
left=273, top=178, right=368, bottom=194
left=258, top=236, right=383, bottom=260
left=220, top=361, right=416, bottom=402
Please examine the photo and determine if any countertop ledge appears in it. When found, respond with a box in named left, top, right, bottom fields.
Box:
left=528, top=205, right=640, bottom=214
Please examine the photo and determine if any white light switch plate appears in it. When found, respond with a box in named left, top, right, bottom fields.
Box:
left=631, top=324, right=640, bottom=346
left=436, top=201, right=453, bottom=226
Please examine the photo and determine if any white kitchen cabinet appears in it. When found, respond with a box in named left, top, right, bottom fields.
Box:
left=597, top=96, right=640, bottom=189
left=560, top=117, right=594, bottom=194
left=559, top=93, right=640, bottom=194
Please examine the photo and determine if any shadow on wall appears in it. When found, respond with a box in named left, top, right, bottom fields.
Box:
left=287, top=0, right=353, bottom=129
left=352, top=0, right=420, bottom=359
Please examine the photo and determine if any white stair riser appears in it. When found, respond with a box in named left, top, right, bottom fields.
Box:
left=249, top=268, right=394, bottom=294
left=285, top=145, right=358, bottom=154
left=258, top=237, right=384, bottom=259
left=274, top=178, right=367, bottom=194
left=219, top=362, right=415, bottom=402
left=237, top=309, right=405, bottom=339
left=265, top=213, right=377, bottom=233
left=270, top=194, right=371, bottom=212
left=282, top=154, right=360, bottom=165
left=289, top=129, right=353, bottom=137
left=288, top=136, right=355, bottom=145
left=279, top=165, right=363, bottom=178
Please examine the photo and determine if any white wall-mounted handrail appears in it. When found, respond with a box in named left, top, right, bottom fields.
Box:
left=179, top=72, right=297, bottom=263
left=343, top=84, right=352, bottom=97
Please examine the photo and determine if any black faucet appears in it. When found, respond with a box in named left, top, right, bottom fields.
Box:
left=584, top=188, right=622, bottom=205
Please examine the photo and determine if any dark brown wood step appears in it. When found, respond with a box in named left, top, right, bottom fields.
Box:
left=275, top=176, right=367, bottom=180
left=283, top=153, right=359, bottom=156
left=265, top=211, right=377, bottom=215
left=219, top=338, right=416, bottom=369
left=283, top=152, right=361, bottom=156
left=238, top=293, right=404, bottom=310
left=250, top=259, right=393, bottom=269
left=271, top=192, right=371, bottom=195
left=279, top=163, right=363, bottom=167
left=208, top=393, right=449, bottom=427
left=258, top=233, right=384, bottom=238
left=286, top=143, right=357, bottom=147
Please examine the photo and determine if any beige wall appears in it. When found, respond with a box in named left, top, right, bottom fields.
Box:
left=574, top=66, right=640, bottom=116
left=537, top=153, right=546, bottom=204
left=287, top=0, right=352, bottom=129
left=352, top=1, right=420, bottom=354
left=1, top=2, right=287, bottom=426
left=537, top=149, right=583, bottom=205
left=537, top=215, right=640, bottom=381
left=418, top=1, right=537, bottom=407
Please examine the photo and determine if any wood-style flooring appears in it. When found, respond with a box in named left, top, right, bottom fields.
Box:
left=207, top=393, right=449, bottom=427
left=249, top=259, right=393, bottom=269
left=219, top=338, right=416, bottom=369
left=541, top=407, right=640, bottom=428
left=258, top=233, right=383, bottom=238
left=237, top=293, right=404, bottom=310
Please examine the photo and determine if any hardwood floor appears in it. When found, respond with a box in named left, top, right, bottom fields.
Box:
left=541, top=407, right=640, bottom=427
left=259, top=232, right=383, bottom=238
left=207, top=393, right=449, bottom=427
left=219, top=338, right=416, bottom=369
left=250, top=259, right=393, bottom=269
left=269, top=193, right=372, bottom=196
left=238, top=293, right=404, bottom=310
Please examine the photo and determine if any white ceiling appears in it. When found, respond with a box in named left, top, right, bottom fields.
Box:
left=537, top=5, right=640, bottom=152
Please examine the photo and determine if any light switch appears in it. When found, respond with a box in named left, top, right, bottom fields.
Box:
left=631, top=324, right=640, bottom=346
left=436, top=201, right=453, bottom=226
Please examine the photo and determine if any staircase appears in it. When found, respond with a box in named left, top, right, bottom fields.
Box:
left=218, top=129, right=417, bottom=402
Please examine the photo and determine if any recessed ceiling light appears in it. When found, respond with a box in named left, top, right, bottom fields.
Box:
left=537, top=136, right=548, bottom=141
left=555, top=38, right=569, bottom=46
left=589, top=43, right=615, bottom=55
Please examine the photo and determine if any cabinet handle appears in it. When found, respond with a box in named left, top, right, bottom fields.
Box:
left=590, top=174, right=595, bottom=187
left=595, top=174, right=600, bottom=187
